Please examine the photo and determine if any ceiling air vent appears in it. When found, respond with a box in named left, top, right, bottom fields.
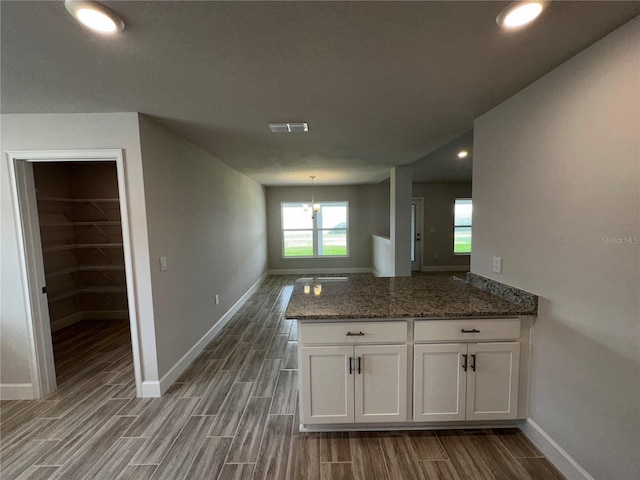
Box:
left=269, top=122, right=309, bottom=133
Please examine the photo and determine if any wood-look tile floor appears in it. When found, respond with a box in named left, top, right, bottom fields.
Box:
left=1, top=274, right=566, bottom=480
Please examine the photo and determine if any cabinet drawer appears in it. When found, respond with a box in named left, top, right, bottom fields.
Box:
left=414, top=318, right=520, bottom=342
left=299, top=321, right=407, bottom=344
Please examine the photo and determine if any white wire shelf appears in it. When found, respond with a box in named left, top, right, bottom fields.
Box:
left=47, top=265, right=125, bottom=278
left=40, top=221, right=121, bottom=227
left=42, top=243, right=124, bottom=252
left=38, top=197, right=120, bottom=203
left=48, top=286, right=127, bottom=303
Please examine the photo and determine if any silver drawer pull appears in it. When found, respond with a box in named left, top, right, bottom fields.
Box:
left=346, top=331, right=365, bottom=336
left=461, top=328, right=480, bottom=333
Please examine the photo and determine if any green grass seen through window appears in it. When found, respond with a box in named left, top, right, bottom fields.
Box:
left=284, top=245, right=348, bottom=257
left=454, top=237, right=472, bottom=254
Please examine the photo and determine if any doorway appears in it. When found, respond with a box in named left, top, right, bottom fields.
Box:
left=411, top=198, right=423, bottom=271
left=7, top=150, right=143, bottom=398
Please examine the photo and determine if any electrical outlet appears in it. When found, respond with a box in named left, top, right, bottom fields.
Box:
left=215, top=294, right=220, bottom=305
left=159, top=256, right=168, bottom=272
left=492, top=256, right=502, bottom=274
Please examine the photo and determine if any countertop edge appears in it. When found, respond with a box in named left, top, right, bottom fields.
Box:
left=289, top=314, right=531, bottom=321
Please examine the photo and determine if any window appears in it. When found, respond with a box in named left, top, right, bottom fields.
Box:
left=282, top=202, right=348, bottom=257
left=454, top=198, right=472, bottom=254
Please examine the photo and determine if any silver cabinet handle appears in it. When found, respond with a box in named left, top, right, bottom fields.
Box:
left=357, top=357, right=362, bottom=375
left=462, top=354, right=468, bottom=372
left=470, top=354, right=476, bottom=372
left=349, top=357, right=353, bottom=375
left=461, top=329, right=480, bottom=333
left=346, top=331, right=365, bottom=336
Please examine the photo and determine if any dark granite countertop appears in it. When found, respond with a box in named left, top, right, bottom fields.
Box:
left=284, top=275, right=536, bottom=320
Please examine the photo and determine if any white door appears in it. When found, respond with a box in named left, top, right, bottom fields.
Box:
left=410, top=199, right=423, bottom=271
left=466, top=342, right=520, bottom=421
left=14, top=161, right=57, bottom=397
left=413, top=343, right=467, bottom=422
left=300, top=346, right=354, bottom=424
left=355, top=344, right=407, bottom=423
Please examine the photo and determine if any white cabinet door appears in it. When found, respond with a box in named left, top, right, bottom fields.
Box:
left=413, top=343, right=467, bottom=422
left=300, top=346, right=354, bottom=424
left=466, top=342, right=520, bottom=421
left=354, top=344, right=407, bottom=423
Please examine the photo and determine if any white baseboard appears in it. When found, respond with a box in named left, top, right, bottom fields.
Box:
left=0, top=383, right=34, bottom=400
left=50, top=311, right=129, bottom=332
left=140, top=380, right=162, bottom=397
left=51, top=312, right=84, bottom=332
left=421, top=265, right=470, bottom=272
left=268, top=267, right=373, bottom=275
left=521, top=418, right=595, bottom=480
left=83, top=310, right=129, bottom=320
left=153, top=272, right=268, bottom=397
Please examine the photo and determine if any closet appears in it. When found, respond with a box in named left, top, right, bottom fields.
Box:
left=34, top=162, right=129, bottom=332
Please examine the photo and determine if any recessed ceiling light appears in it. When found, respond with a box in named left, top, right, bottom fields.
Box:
left=269, top=122, right=309, bottom=133
left=496, top=1, right=547, bottom=30
left=65, top=1, right=125, bottom=34
left=457, top=150, right=469, bottom=159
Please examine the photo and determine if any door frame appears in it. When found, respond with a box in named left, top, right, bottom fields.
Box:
left=411, top=198, right=424, bottom=271
left=6, top=149, right=144, bottom=398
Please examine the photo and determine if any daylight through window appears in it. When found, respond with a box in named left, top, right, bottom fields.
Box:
left=282, top=202, right=348, bottom=257
left=454, top=198, right=472, bottom=254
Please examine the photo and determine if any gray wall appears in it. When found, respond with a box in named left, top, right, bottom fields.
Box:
left=472, top=18, right=639, bottom=480
left=412, top=183, right=472, bottom=269
left=0, top=113, right=160, bottom=392
left=0, top=112, right=269, bottom=397
left=138, top=115, right=268, bottom=378
left=266, top=184, right=389, bottom=271
left=391, top=167, right=412, bottom=276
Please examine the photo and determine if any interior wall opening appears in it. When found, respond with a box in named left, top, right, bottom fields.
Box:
left=32, top=161, right=135, bottom=395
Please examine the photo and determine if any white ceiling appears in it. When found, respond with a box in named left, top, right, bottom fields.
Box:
left=413, top=130, right=473, bottom=184
left=2, top=1, right=638, bottom=185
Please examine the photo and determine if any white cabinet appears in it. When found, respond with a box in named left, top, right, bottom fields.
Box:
left=466, top=342, right=520, bottom=421
left=300, top=346, right=354, bottom=424
left=297, top=317, right=525, bottom=429
left=413, top=343, right=467, bottom=421
left=413, top=317, right=521, bottom=423
left=355, top=344, right=407, bottom=423
left=299, top=322, right=407, bottom=425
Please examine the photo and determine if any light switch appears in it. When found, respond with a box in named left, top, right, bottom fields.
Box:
left=492, top=256, right=502, bottom=274
left=160, top=256, right=168, bottom=272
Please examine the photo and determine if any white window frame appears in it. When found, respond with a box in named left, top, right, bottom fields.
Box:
left=453, top=198, right=472, bottom=256
left=281, top=201, right=349, bottom=258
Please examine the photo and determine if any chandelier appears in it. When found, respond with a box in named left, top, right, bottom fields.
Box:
left=302, top=175, right=321, bottom=218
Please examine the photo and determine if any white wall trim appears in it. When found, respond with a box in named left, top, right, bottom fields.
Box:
left=521, top=418, right=595, bottom=480
left=51, top=312, right=84, bottom=332
left=0, top=384, right=35, bottom=400
left=421, top=265, right=470, bottom=272
left=151, top=271, right=268, bottom=397
left=140, top=380, right=162, bottom=397
left=6, top=149, right=148, bottom=399
left=50, top=311, right=129, bottom=332
left=269, top=267, right=373, bottom=275
left=83, top=311, right=129, bottom=320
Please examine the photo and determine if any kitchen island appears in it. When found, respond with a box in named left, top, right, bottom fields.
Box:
left=285, top=274, right=536, bottom=320
left=285, top=274, right=537, bottom=431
